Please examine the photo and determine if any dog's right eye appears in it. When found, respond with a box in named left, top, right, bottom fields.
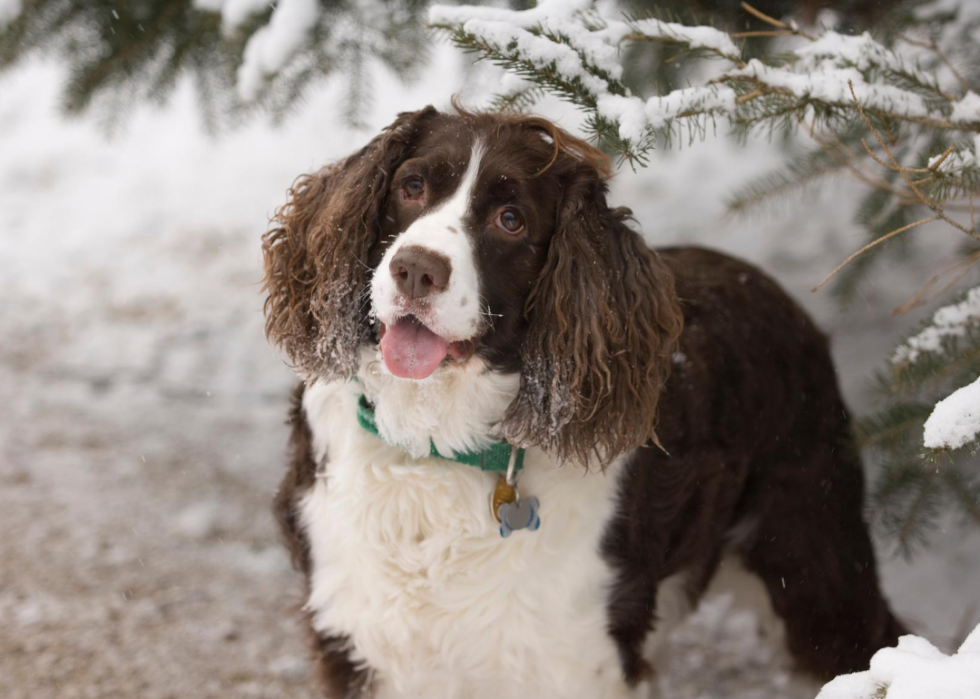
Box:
left=402, top=176, right=425, bottom=202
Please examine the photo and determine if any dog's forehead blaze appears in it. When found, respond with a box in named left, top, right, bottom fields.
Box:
left=411, top=116, right=558, bottom=198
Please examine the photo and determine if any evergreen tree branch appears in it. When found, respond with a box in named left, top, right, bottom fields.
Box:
left=813, top=215, right=938, bottom=292
left=848, top=80, right=980, bottom=241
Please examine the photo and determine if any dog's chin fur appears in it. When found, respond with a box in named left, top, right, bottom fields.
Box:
left=355, top=345, right=521, bottom=459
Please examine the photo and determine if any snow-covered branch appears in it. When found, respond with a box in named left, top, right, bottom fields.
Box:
left=924, top=376, right=980, bottom=451
left=894, top=287, right=980, bottom=366
left=429, top=1, right=980, bottom=164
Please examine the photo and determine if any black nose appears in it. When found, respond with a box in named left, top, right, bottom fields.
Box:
left=389, top=246, right=451, bottom=299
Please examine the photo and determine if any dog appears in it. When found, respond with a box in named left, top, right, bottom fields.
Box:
left=262, top=106, right=904, bottom=699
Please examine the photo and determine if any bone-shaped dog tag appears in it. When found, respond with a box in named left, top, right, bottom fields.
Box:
left=498, top=497, right=541, bottom=538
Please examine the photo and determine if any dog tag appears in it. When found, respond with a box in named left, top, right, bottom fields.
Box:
left=498, top=497, right=541, bottom=538
left=491, top=476, right=517, bottom=521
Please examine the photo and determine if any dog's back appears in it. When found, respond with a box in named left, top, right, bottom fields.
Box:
left=605, top=246, right=904, bottom=683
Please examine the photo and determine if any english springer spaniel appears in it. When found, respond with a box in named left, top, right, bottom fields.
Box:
left=262, top=106, right=904, bottom=699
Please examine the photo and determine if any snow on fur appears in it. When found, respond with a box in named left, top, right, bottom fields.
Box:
left=893, top=287, right=980, bottom=365
left=923, top=376, right=980, bottom=450
left=816, top=625, right=980, bottom=699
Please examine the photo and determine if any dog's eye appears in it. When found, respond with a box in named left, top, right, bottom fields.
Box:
left=402, top=176, right=425, bottom=202
left=495, top=207, right=525, bottom=235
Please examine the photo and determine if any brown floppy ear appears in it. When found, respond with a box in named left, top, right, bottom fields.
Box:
left=262, top=106, right=437, bottom=380
left=501, top=161, right=683, bottom=467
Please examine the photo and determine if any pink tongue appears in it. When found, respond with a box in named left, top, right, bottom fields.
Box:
left=380, top=317, right=449, bottom=379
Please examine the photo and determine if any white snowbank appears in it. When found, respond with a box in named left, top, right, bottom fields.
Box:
left=817, top=626, right=980, bottom=699
left=893, top=287, right=980, bottom=364
left=237, top=0, right=320, bottom=101
left=0, top=0, right=21, bottom=27
left=923, top=376, right=980, bottom=450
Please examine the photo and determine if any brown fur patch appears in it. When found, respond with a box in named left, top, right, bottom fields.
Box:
left=262, top=107, right=438, bottom=380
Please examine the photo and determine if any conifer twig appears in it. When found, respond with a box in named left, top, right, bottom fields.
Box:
left=739, top=2, right=816, bottom=41
left=813, top=216, right=939, bottom=292
left=898, top=33, right=975, bottom=96
left=848, top=80, right=980, bottom=241
left=891, top=248, right=980, bottom=315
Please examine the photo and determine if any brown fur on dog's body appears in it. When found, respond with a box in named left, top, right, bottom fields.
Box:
left=265, top=107, right=903, bottom=697
left=603, top=247, right=904, bottom=683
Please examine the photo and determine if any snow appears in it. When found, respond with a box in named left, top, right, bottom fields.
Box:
left=733, top=59, right=933, bottom=119
left=428, top=0, right=589, bottom=29
left=598, top=86, right=738, bottom=142
left=237, top=0, right=320, bottom=101
left=928, top=135, right=980, bottom=173
left=923, top=376, right=980, bottom=450
left=174, top=501, right=225, bottom=540
left=434, top=6, right=947, bottom=153
left=0, top=0, right=20, bottom=27
left=796, top=31, right=929, bottom=83
left=218, top=0, right=273, bottom=32
left=951, top=91, right=980, bottom=124
left=457, top=18, right=614, bottom=100
left=917, top=0, right=980, bottom=23
left=893, top=286, right=980, bottom=364
left=643, top=86, right=737, bottom=129
left=192, top=0, right=224, bottom=12
left=816, top=625, right=980, bottom=698
left=3, top=37, right=980, bottom=699
left=629, top=17, right=740, bottom=60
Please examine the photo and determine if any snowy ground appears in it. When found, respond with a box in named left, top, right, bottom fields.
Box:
left=1, top=46, right=978, bottom=699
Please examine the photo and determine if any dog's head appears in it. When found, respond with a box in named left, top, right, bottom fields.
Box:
left=263, top=106, right=682, bottom=465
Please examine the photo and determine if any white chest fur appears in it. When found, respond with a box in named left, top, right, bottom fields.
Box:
left=300, top=379, right=635, bottom=699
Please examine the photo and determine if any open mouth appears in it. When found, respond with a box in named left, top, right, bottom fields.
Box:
left=379, top=315, right=478, bottom=380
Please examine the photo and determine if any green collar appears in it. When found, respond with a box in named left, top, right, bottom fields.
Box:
left=356, top=395, right=525, bottom=473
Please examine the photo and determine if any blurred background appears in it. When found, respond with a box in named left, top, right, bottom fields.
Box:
left=1, top=1, right=979, bottom=697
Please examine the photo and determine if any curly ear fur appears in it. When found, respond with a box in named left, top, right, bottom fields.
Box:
left=502, top=159, right=684, bottom=467
left=262, top=106, right=437, bottom=379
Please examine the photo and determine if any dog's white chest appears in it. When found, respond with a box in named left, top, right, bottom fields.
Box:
left=300, top=382, right=631, bottom=699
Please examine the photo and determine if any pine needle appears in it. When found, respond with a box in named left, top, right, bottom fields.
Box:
left=813, top=216, right=938, bottom=292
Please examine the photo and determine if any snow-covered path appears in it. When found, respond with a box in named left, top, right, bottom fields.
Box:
left=1, top=50, right=978, bottom=698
